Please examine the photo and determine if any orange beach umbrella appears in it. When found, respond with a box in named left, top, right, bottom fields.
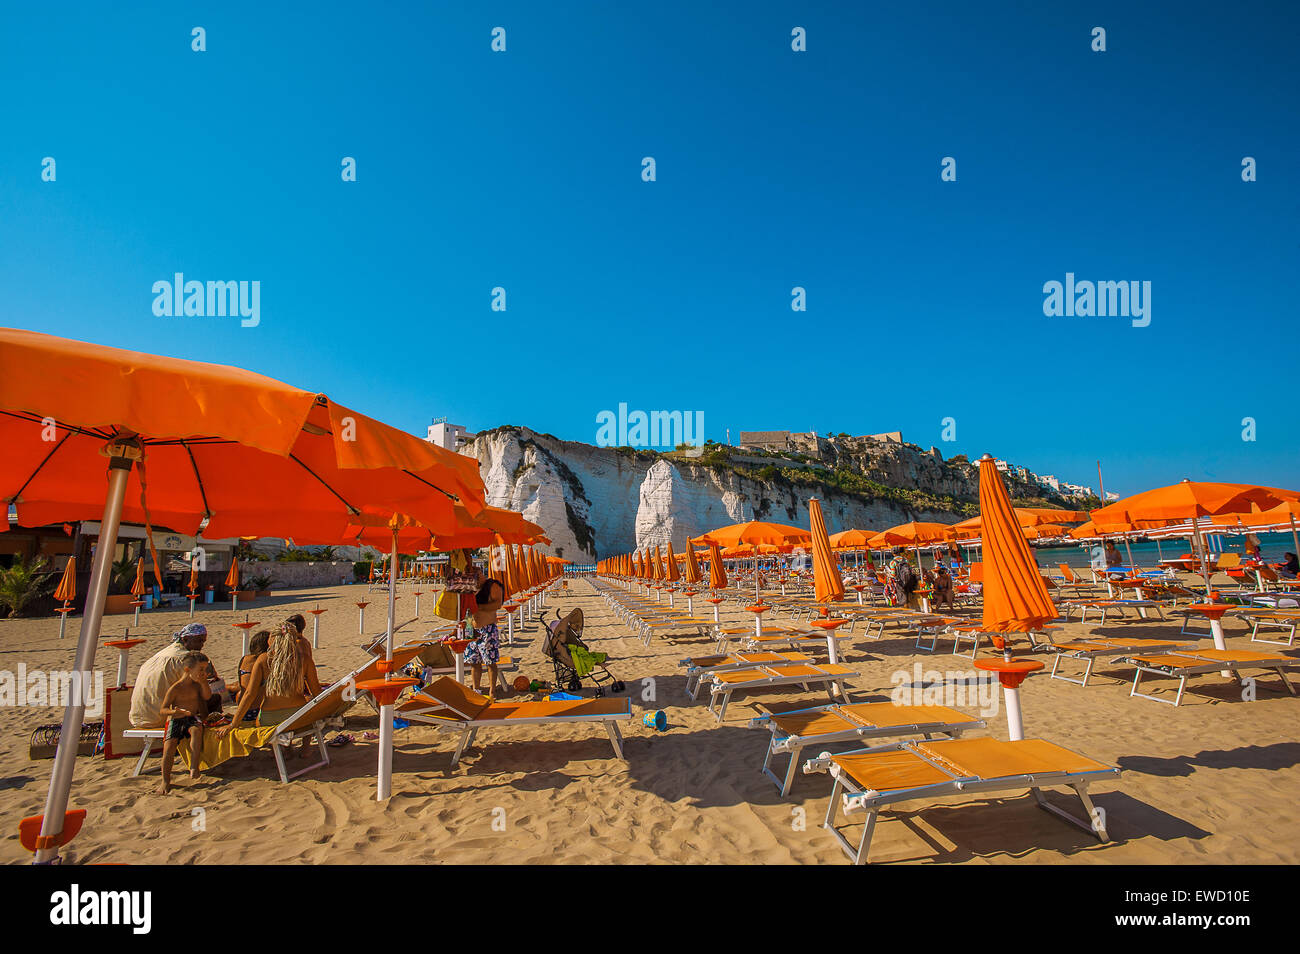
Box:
left=54, top=557, right=76, bottom=603
left=979, top=454, right=1057, bottom=634
left=809, top=498, right=844, bottom=604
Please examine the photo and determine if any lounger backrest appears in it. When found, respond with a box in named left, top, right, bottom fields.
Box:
left=412, top=677, right=492, bottom=721
left=275, top=644, right=426, bottom=734
left=1058, top=563, right=1076, bottom=582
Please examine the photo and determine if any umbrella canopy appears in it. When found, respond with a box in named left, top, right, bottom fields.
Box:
left=1091, top=481, right=1300, bottom=525
left=0, top=328, right=486, bottom=540
left=1210, top=499, right=1300, bottom=530
left=187, top=562, right=198, bottom=595
left=632, top=552, right=642, bottom=578
left=827, top=528, right=876, bottom=550
left=53, top=557, right=76, bottom=603
left=869, top=521, right=952, bottom=548
left=809, top=498, right=844, bottom=603
left=129, top=557, right=145, bottom=597
left=979, top=455, right=1058, bottom=632
left=692, top=520, right=812, bottom=550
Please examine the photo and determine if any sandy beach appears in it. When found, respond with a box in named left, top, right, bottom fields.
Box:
left=2, top=576, right=1296, bottom=865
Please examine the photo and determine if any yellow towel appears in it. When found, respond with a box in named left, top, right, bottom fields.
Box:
left=178, top=725, right=279, bottom=771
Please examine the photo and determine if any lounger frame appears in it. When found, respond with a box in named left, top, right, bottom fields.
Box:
left=749, top=704, right=986, bottom=796
left=805, top=740, right=1118, bottom=865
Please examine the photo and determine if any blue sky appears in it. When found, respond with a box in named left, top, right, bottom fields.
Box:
left=3, top=1, right=1296, bottom=498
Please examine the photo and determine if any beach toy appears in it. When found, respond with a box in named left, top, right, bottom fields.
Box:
left=642, top=709, right=668, bottom=732
left=548, top=691, right=581, bottom=701
left=529, top=679, right=544, bottom=692
left=513, top=676, right=531, bottom=692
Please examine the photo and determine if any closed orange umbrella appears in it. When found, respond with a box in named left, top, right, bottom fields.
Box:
left=129, top=557, right=145, bottom=597
left=223, top=556, right=240, bottom=591
left=632, top=552, right=642, bottom=578
left=684, top=542, right=703, bottom=584
left=665, top=542, right=681, bottom=582
left=980, top=455, right=1057, bottom=634
left=54, top=557, right=77, bottom=603
left=809, top=498, right=844, bottom=604
left=187, top=562, right=198, bottom=596
left=708, top=541, right=728, bottom=589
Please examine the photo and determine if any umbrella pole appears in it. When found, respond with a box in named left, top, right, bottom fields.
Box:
left=35, top=451, right=133, bottom=863
left=1190, top=515, right=1212, bottom=595
left=1292, top=515, right=1299, bottom=568
left=386, top=531, right=397, bottom=663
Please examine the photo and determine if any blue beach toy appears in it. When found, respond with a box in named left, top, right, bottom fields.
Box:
left=643, top=710, right=668, bottom=732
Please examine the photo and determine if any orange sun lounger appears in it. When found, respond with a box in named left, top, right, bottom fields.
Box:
left=1117, top=648, right=1300, bottom=706
left=749, top=701, right=987, bottom=796
left=804, top=736, right=1120, bottom=864
left=679, top=651, right=814, bottom=698
left=1049, top=636, right=1199, bottom=687
left=397, top=677, right=633, bottom=765
left=703, top=663, right=859, bottom=722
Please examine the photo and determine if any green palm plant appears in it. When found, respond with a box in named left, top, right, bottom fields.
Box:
left=109, top=555, right=138, bottom=595
left=0, top=555, right=56, bottom=618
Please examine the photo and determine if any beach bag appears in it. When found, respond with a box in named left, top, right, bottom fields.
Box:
left=433, top=590, right=460, bottom=621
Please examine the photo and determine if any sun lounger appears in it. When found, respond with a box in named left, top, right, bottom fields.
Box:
left=1061, top=598, right=1169, bottom=624
left=749, top=701, right=986, bottom=795
left=1049, top=636, right=1198, bottom=687
left=397, top=677, right=633, bottom=765
left=1118, top=648, right=1300, bottom=706
left=703, top=663, right=860, bottom=722
left=172, top=644, right=426, bottom=782
left=126, top=644, right=425, bottom=780
left=804, top=736, right=1120, bottom=864
left=1238, top=608, right=1300, bottom=647
left=678, top=651, right=814, bottom=698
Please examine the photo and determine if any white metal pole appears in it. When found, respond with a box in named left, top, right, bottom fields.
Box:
left=376, top=703, right=394, bottom=801
left=1004, top=687, right=1025, bottom=741
left=35, top=451, right=132, bottom=864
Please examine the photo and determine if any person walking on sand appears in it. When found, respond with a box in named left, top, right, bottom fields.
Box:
left=156, top=652, right=212, bottom=794
left=466, top=578, right=506, bottom=699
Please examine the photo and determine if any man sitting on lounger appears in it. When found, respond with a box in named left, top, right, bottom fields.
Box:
left=130, top=623, right=226, bottom=729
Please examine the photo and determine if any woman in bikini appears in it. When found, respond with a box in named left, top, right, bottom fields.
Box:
left=231, top=630, right=271, bottom=719
left=220, top=620, right=321, bottom=739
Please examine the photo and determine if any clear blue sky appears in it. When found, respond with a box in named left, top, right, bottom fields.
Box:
left=3, top=1, right=1296, bottom=498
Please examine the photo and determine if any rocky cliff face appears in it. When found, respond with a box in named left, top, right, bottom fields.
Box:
left=466, top=427, right=1036, bottom=563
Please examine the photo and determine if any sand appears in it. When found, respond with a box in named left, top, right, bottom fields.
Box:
left=1, top=577, right=1297, bottom=865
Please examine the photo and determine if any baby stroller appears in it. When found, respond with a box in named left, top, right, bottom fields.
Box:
left=545, top=607, right=625, bottom=697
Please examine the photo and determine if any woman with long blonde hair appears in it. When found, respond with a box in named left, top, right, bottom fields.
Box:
left=221, top=619, right=321, bottom=734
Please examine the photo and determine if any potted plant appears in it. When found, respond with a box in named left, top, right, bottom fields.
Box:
left=249, top=574, right=274, bottom=599
left=104, top=555, right=139, bottom=615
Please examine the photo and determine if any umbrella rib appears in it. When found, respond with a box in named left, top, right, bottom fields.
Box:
left=181, top=441, right=213, bottom=520
left=6, top=426, right=77, bottom=504
left=401, top=470, right=459, bottom=501
left=287, top=453, right=360, bottom=515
